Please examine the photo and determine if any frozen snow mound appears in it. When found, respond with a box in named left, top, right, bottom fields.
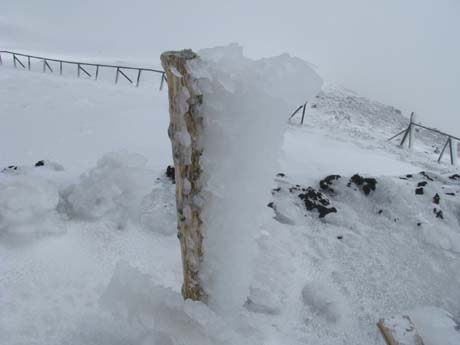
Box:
left=63, top=152, right=159, bottom=230
left=182, top=44, right=322, bottom=314
left=100, top=261, right=241, bottom=345
left=0, top=173, right=60, bottom=235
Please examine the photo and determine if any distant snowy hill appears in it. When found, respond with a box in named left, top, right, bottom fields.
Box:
left=1, top=58, right=459, bottom=345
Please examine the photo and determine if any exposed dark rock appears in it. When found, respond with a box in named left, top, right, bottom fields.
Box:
left=417, top=181, right=428, bottom=187
left=319, top=175, right=341, bottom=192
left=276, top=173, right=286, bottom=177
left=449, top=174, right=460, bottom=180
left=337, top=236, right=343, bottom=240
left=298, top=187, right=337, bottom=218
left=420, top=171, right=434, bottom=181
left=433, top=193, right=440, bottom=205
left=417, top=222, right=422, bottom=227
left=415, top=187, right=424, bottom=195
left=347, top=174, right=377, bottom=195
left=433, top=208, right=444, bottom=219
left=311, top=104, right=317, bottom=108
left=35, top=160, right=45, bottom=167
left=267, top=202, right=275, bottom=209
left=445, top=192, right=455, bottom=196
left=165, top=165, right=175, bottom=183
left=406, top=174, right=413, bottom=178
left=1, top=165, right=18, bottom=172
left=378, top=209, right=383, bottom=214
left=272, top=187, right=281, bottom=193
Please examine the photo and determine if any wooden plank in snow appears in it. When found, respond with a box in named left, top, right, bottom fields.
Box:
left=377, top=315, right=425, bottom=345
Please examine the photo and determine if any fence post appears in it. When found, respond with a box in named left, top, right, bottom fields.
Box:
left=450, top=137, right=458, bottom=165
left=13, top=54, right=17, bottom=68
left=0, top=53, right=2, bottom=65
left=408, top=112, right=415, bottom=150
left=27, top=56, right=31, bottom=70
left=300, top=102, right=307, bottom=125
left=136, top=69, right=142, bottom=87
left=115, top=67, right=120, bottom=84
left=159, top=73, right=165, bottom=90
left=438, top=137, right=450, bottom=163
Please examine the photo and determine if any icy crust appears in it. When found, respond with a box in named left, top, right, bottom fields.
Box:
left=186, top=44, right=322, bottom=313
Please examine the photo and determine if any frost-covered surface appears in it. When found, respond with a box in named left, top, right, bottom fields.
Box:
left=1, top=46, right=460, bottom=345
left=187, top=44, right=322, bottom=313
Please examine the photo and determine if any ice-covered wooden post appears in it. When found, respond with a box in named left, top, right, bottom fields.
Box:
left=160, top=50, right=206, bottom=302
left=161, top=45, right=322, bottom=313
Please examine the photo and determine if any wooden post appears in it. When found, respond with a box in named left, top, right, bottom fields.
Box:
left=438, top=137, right=450, bottom=163
left=408, top=112, right=415, bottom=149
left=300, top=102, right=307, bottom=124
left=399, top=124, right=411, bottom=147
left=450, top=137, right=458, bottom=165
left=160, top=50, right=207, bottom=302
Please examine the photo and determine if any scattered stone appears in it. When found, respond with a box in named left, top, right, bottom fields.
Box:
left=417, top=222, right=422, bottom=227
left=347, top=174, right=377, bottom=195
left=399, top=177, right=408, bottom=180
left=311, top=104, right=317, bottom=108
left=32, top=160, right=64, bottom=171
left=337, top=235, right=343, bottom=240
left=272, top=187, right=281, bottom=193
left=165, top=165, right=175, bottom=183
left=267, top=202, right=275, bottom=209
left=445, top=192, right=455, bottom=196
left=415, top=187, right=424, bottom=195
left=406, top=174, right=413, bottom=178
left=378, top=209, right=383, bottom=214
left=319, top=174, right=341, bottom=192
left=420, top=171, right=434, bottom=181
left=449, top=174, right=460, bottom=180
left=433, top=208, right=444, bottom=219
left=298, top=187, right=337, bottom=218
left=417, top=181, right=428, bottom=187
left=276, top=173, right=286, bottom=177
left=1, top=165, right=18, bottom=173
left=433, top=193, right=440, bottom=204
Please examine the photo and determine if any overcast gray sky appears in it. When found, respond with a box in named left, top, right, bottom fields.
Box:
left=2, top=0, right=459, bottom=133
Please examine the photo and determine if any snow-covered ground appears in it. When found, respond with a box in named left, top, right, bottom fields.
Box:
left=1, top=48, right=460, bottom=345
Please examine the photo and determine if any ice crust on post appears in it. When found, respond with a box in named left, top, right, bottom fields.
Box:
left=164, top=44, right=322, bottom=314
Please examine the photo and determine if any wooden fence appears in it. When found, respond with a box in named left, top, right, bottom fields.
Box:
left=388, top=112, right=459, bottom=165
left=0, top=50, right=166, bottom=90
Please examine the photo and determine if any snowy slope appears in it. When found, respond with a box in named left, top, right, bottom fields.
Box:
left=1, top=53, right=460, bottom=345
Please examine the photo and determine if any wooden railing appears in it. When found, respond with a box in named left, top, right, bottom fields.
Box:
left=0, top=50, right=166, bottom=90
left=388, top=112, right=459, bottom=165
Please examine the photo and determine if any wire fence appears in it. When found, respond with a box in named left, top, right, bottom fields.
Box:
left=0, top=50, right=166, bottom=90
left=388, top=112, right=459, bottom=165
